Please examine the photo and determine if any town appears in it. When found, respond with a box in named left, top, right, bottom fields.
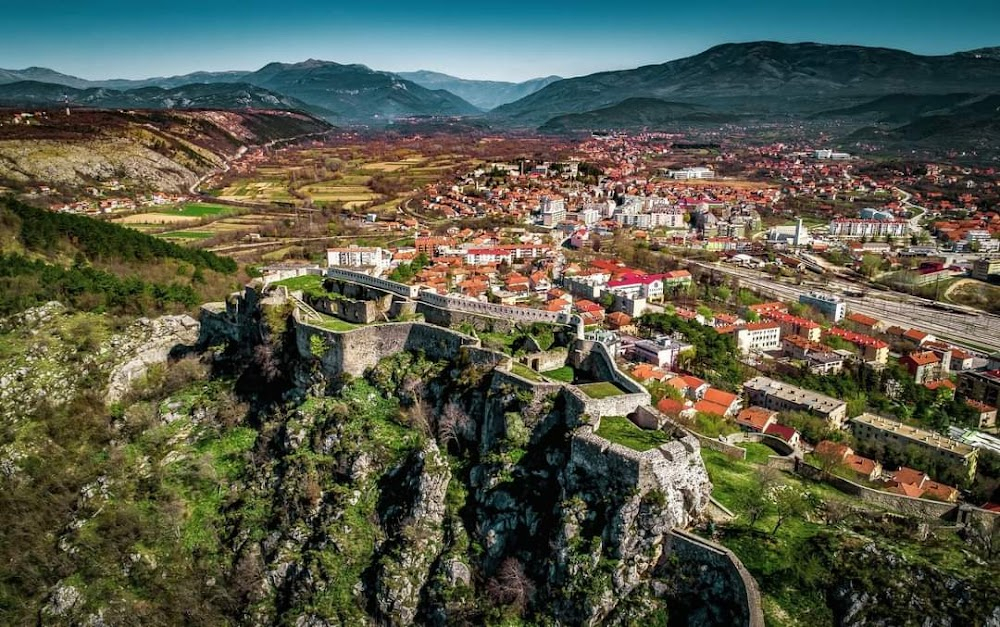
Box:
left=37, top=128, right=1000, bottom=513
left=145, top=130, right=996, bottom=538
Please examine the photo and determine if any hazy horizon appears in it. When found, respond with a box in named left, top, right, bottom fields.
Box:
left=5, top=0, right=999, bottom=82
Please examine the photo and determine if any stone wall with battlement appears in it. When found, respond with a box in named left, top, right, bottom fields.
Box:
left=325, top=267, right=419, bottom=299
left=663, top=529, right=765, bottom=627
left=261, top=266, right=323, bottom=286
left=324, top=267, right=584, bottom=336
left=294, top=316, right=479, bottom=378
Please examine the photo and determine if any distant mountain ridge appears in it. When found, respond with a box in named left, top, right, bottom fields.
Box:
left=240, top=60, right=479, bottom=121
left=539, top=97, right=742, bottom=132
left=492, top=41, right=1000, bottom=126
left=0, top=61, right=479, bottom=123
left=0, top=80, right=331, bottom=117
left=4, top=41, right=1000, bottom=132
left=396, top=71, right=561, bottom=110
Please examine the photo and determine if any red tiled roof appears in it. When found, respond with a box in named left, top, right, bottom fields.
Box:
left=891, top=467, right=928, bottom=487
left=681, top=375, right=706, bottom=389
left=764, top=423, right=798, bottom=442
left=656, top=398, right=685, bottom=417
left=903, top=328, right=930, bottom=342
left=924, top=379, right=956, bottom=391
left=736, top=407, right=776, bottom=431
left=703, top=388, right=738, bottom=409
left=825, top=326, right=889, bottom=349
left=890, top=482, right=925, bottom=498
left=846, top=312, right=879, bottom=327
left=904, top=351, right=941, bottom=367
left=694, top=400, right=730, bottom=417
left=845, top=454, right=879, bottom=476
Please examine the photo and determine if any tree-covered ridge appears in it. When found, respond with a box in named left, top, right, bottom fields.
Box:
left=0, top=253, right=199, bottom=315
left=3, top=197, right=237, bottom=274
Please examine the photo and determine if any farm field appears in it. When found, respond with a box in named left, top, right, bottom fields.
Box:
left=209, top=144, right=469, bottom=213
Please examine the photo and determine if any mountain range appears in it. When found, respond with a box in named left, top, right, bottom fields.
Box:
left=0, top=62, right=557, bottom=122
left=0, top=81, right=327, bottom=116
left=396, top=71, right=561, bottom=110
left=491, top=41, right=1000, bottom=126
left=2, top=41, right=1000, bottom=147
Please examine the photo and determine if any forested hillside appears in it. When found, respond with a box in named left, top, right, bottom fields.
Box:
left=0, top=197, right=239, bottom=315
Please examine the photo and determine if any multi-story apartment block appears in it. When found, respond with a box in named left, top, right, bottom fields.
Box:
left=851, top=413, right=978, bottom=482
left=958, top=369, right=1000, bottom=408
left=763, top=311, right=822, bottom=342
left=828, top=218, right=909, bottom=239
left=800, top=291, right=846, bottom=322
left=326, top=246, right=391, bottom=271
left=743, top=376, right=848, bottom=428
left=823, top=327, right=889, bottom=364
left=719, top=322, right=782, bottom=355
left=539, top=196, right=566, bottom=227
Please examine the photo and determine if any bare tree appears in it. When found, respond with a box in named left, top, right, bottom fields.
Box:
left=486, top=557, right=534, bottom=614
left=253, top=344, right=281, bottom=382
left=438, top=401, right=471, bottom=452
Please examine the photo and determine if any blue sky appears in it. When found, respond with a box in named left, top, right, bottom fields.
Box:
left=5, top=0, right=999, bottom=81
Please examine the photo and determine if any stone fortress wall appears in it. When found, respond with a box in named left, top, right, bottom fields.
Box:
left=664, top=529, right=766, bottom=627
left=324, top=267, right=585, bottom=336
left=200, top=283, right=759, bottom=625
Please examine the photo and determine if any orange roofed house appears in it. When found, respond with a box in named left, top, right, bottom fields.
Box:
left=735, top=407, right=777, bottom=433
left=901, top=351, right=942, bottom=384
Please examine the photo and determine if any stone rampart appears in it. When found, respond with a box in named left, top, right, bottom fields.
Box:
left=324, top=267, right=583, bottom=336
left=295, top=318, right=479, bottom=378
left=663, top=529, right=765, bottom=627
left=796, top=462, right=956, bottom=519
left=261, top=266, right=323, bottom=285
left=519, top=348, right=569, bottom=373
left=416, top=301, right=519, bottom=334
left=570, top=427, right=645, bottom=488
left=325, top=267, right=420, bottom=299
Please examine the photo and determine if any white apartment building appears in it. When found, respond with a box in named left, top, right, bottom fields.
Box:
left=666, top=166, right=715, bottom=180
left=326, top=246, right=391, bottom=271
left=828, top=218, right=908, bottom=239
left=723, top=322, right=782, bottom=355
left=540, top=196, right=566, bottom=227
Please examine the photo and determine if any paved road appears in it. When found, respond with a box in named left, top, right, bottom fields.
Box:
left=700, top=262, right=1000, bottom=354
left=894, top=187, right=927, bottom=235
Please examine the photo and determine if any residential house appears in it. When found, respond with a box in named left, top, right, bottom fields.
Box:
left=606, top=311, right=636, bottom=334
left=701, top=387, right=741, bottom=417
left=782, top=335, right=845, bottom=374
left=680, top=375, right=710, bottom=400
left=903, top=328, right=934, bottom=347
left=901, top=351, right=942, bottom=384
left=950, top=349, right=975, bottom=372
left=845, top=312, right=884, bottom=335
left=764, top=423, right=801, bottom=447
left=966, top=399, right=998, bottom=430
left=735, top=407, right=778, bottom=433
left=814, top=441, right=883, bottom=481
left=887, top=467, right=958, bottom=502
left=630, top=364, right=671, bottom=383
